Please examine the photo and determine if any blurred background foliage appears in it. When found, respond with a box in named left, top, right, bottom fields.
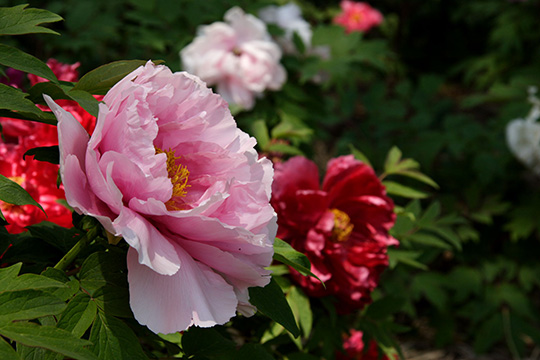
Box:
left=3, top=0, right=540, bottom=358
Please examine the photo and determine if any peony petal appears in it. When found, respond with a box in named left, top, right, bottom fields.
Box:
left=127, top=247, right=238, bottom=334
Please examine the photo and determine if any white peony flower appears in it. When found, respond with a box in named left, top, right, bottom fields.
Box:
left=180, top=7, right=286, bottom=110
left=506, top=86, right=540, bottom=175
left=258, top=3, right=312, bottom=54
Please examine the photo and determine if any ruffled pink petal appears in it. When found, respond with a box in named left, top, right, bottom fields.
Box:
left=127, top=247, right=238, bottom=334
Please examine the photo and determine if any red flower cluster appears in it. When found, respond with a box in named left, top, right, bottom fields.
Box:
left=333, top=1, right=383, bottom=34
left=271, top=155, right=397, bottom=311
left=337, top=329, right=394, bottom=360
left=0, top=59, right=98, bottom=233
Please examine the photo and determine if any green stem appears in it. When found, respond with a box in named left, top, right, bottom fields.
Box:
left=502, top=307, right=521, bottom=360
left=53, top=227, right=98, bottom=271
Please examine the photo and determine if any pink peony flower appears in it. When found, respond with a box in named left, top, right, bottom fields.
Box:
left=337, top=329, right=394, bottom=360
left=44, top=61, right=277, bottom=334
left=180, top=7, right=286, bottom=110
left=333, top=1, right=383, bottom=33
left=271, top=155, right=397, bottom=311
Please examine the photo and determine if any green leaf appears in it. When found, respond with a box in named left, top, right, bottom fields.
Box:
left=365, top=296, right=406, bottom=320
left=348, top=144, right=372, bottom=168
left=236, top=343, right=275, bottom=360
left=286, top=286, right=312, bottom=339
left=249, top=278, right=300, bottom=338
left=0, top=322, right=97, bottom=360
left=0, top=290, right=66, bottom=325
left=92, top=286, right=131, bottom=318
left=251, top=120, right=270, bottom=150
left=89, top=312, right=146, bottom=360
left=0, top=4, right=62, bottom=36
left=384, top=146, right=402, bottom=173
left=27, top=82, right=100, bottom=118
left=73, top=60, right=155, bottom=94
left=57, top=294, right=97, bottom=338
left=0, top=109, right=56, bottom=125
left=0, top=84, right=42, bottom=115
left=0, top=45, right=58, bottom=83
left=28, top=222, right=80, bottom=253
left=407, top=232, right=452, bottom=249
left=394, top=170, right=439, bottom=188
left=24, top=146, right=59, bottom=165
left=182, top=327, right=235, bottom=360
left=273, top=238, right=320, bottom=282
left=265, top=142, right=304, bottom=156
left=0, top=336, right=20, bottom=360
left=423, top=225, right=462, bottom=251
left=474, top=313, right=504, bottom=353
left=79, top=251, right=128, bottom=295
left=387, top=249, right=428, bottom=270
left=383, top=181, right=428, bottom=199
left=0, top=174, right=44, bottom=215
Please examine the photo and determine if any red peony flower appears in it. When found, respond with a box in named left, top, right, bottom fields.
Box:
left=28, top=58, right=80, bottom=85
left=333, top=1, right=383, bottom=34
left=271, top=155, right=397, bottom=311
left=337, top=329, right=394, bottom=360
left=0, top=143, right=72, bottom=233
left=0, top=59, right=98, bottom=233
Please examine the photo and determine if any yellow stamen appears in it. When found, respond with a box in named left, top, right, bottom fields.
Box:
left=330, top=208, right=354, bottom=242
left=155, top=147, right=190, bottom=210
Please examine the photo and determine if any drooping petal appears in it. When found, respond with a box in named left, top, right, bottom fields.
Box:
left=127, top=247, right=238, bottom=334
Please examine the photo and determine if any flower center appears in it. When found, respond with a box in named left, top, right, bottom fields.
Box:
left=155, top=147, right=190, bottom=210
left=351, top=12, right=363, bottom=24
left=232, top=47, right=243, bottom=56
left=330, top=208, right=354, bottom=242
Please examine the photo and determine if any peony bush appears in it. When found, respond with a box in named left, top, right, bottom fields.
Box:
left=1, top=1, right=539, bottom=360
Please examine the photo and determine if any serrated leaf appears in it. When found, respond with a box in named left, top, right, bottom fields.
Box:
left=73, top=60, right=156, bottom=94
left=182, top=327, right=235, bottom=360
left=249, top=277, right=300, bottom=338
left=0, top=322, right=97, bottom=360
left=0, top=84, right=42, bottom=115
left=273, top=238, right=321, bottom=282
left=0, top=174, right=45, bottom=215
left=57, top=294, right=97, bottom=338
left=24, top=146, right=59, bottom=165
left=0, top=45, right=58, bottom=83
left=0, top=5, right=62, bottom=36
left=0, top=336, right=20, bottom=360
left=89, top=312, right=149, bottom=360
left=383, top=181, right=428, bottom=199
